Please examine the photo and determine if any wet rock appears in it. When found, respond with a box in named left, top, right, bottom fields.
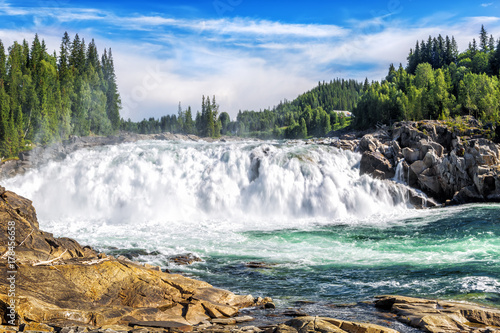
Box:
left=391, top=140, right=402, bottom=159
left=169, top=253, right=203, bottom=265
left=211, top=318, right=237, bottom=325
left=280, top=310, right=308, bottom=317
left=234, top=316, right=255, bottom=323
left=245, top=262, right=276, bottom=269
left=126, top=319, right=193, bottom=332
left=359, top=135, right=379, bottom=153
left=360, top=151, right=395, bottom=180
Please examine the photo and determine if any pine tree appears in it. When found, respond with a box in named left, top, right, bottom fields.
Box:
left=205, top=96, right=214, bottom=137
left=211, top=95, right=220, bottom=137
left=59, top=32, right=70, bottom=75
left=184, top=106, right=195, bottom=134
left=363, top=77, right=370, bottom=91
left=0, top=82, right=11, bottom=156
left=493, top=40, right=500, bottom=76
left=479, top=25, right=488, bottom=52
left=102, top=48, right=121, bottom=130
left=86, top=39, right=100, bottom=71
left=472, top=38, right=478, bottom=55
left=488, top=35, right=495, bottom=52
left=386, top=63, right=396, bottom=82
left=299, top=118, right=307, bottom=138
left=0, top=40, right=5, bottom=84
left=21, top=40, right=30, bottom=75
left=70, top=34, right=86, bottom=74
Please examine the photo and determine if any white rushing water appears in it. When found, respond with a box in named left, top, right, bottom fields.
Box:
left=4, top=140, right=413, bottom=224
left=3, top=140, right=420, bottom=263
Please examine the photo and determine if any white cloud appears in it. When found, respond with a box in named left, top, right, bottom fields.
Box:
left=481, top=3, right=494, bottom=7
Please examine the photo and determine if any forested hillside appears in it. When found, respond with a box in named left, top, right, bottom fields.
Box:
left=126, top=79, right=362, bottom=139
left=353, top=25, right=500, bottom=129
left=0, top=33, right=120, bottom=158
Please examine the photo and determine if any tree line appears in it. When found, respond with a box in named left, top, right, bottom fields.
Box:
left=125, top=79, right=361, bottom=139
left=0, top=33, right=121, bottom=158
left=353, top=25, right=500, bottom=129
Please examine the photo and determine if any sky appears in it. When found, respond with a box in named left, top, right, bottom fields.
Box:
left=0, top=1, right=499, bottom=121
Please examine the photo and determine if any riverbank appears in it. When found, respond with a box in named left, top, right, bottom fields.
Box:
left=1, top=187, right=500, bottom=333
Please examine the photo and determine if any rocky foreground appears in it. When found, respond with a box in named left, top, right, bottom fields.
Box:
left=1, top=188, right=500, bottom=332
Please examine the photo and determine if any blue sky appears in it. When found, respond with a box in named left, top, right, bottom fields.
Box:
left=0, top=0, right=499, bottom=121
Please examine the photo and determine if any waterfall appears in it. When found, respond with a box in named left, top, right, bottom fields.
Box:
left=3, top=140, right=414, bottom=229
left=393, top=158, right=406, bottom=184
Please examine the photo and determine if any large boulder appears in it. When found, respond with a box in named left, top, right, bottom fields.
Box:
left=360, top=151, right=395, bottom=179
left=358, top=134, right=379, bottom=153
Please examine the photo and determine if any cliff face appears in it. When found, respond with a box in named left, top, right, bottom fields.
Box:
left=0, top=187, right=259, bottom=330
left=357, top=119, right=500, bottom=205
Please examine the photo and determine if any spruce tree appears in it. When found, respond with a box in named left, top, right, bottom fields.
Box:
left=479, top=25, right=488, bottom=52
left=102, top=48, right=121, bottom=130
left=0, top=40, right=5, bottom=84
left=488, top=35, right=495, bottom=52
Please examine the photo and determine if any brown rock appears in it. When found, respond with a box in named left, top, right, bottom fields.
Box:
left=274, top=323, right=299, bottom=333
left=211, top=318, right=237, bottom=325
left=168, top=253, right=203, bottom=266
left=359, top=135, right=379, bottom=153
left=185, top=301, right=211, bottom=325
left=234, top=316, right=255, bottom=323
left=375, top=295, right=500, bottom=332
left=23, top=322, right=55, bottom=332
left=126, top=319, right=193, bottom=332
left=284, top=317, right=346, bottom=333
left=360, top=152, right=395, bottom=180
left=402, top=148, right=420, bottom=164
left=410, top=160, right=427, bottom=176
left=321, top=317, right=399, bottom=333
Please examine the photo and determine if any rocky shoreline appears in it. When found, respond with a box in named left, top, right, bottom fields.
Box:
left=1, top=187, right=500, bottom=333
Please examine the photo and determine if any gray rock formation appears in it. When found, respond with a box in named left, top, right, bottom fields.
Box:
left=357, top=118, right=500, bottom=205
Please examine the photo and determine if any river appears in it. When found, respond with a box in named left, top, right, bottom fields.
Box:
left=4, top=139, right=499, bottom=331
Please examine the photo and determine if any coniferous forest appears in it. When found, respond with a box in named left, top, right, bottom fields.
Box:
left=0, top=32, right=120, bottom=158
left=1, top=25, right=500, bottom=156
left=352, top=25, right=500, bottom=129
